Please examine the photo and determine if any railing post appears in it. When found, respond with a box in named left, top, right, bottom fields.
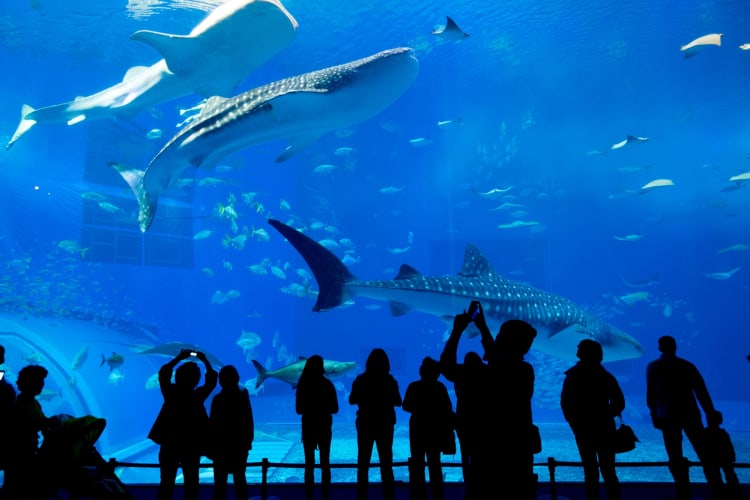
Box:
left=547, top=456, right=557, bottom=500
left=261, top=457, right=269, bottom=500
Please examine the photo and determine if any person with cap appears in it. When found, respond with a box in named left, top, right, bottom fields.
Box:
left=561, top=339, right=625, bottom=500
left=646, top=335, right=724, bottom=500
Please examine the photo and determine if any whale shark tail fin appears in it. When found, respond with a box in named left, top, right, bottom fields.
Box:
left=268, top=219, right=356, bottom=312
left=7, top=104, right=37, bottom=150
left=110, top=162, right=157, bottom=233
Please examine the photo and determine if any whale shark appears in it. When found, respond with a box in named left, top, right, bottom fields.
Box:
left=268, top=219, right=645, bottom=362
left=115, top=47, right=419, bottom=232
left=6, top=0, right=298, bottom=150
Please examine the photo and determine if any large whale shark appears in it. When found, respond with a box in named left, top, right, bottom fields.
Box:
left=6, top=0, right=298, bottom=150
left=115, top=47, right=419, bottom=232
left=268, top=219, right=645, bottom=362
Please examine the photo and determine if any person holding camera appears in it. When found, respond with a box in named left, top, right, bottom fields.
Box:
left=148, top=349, right=217, bottom=500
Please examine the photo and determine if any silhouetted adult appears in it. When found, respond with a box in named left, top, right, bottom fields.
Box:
left=209, top=365, right=254, bottom=500
left=349, top=348, right=402, bottom=500
left=4, top=365, right=51, bottom=500
left=149, top=349, right=217, bottom=500
left=403, top=356, right=454, bottom=500
left=646, top=335, right=723, bottom=500
left=439, top=309, right=492, bottom=499
left=474, top=302, right=538, bottom=499
left=0, top=344, right=17, bottom=477
left=296, top=355, right=339, bottom=500
left=561, top=339, right=625, bottom=500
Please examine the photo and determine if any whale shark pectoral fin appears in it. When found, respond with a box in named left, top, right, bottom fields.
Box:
left=110, top=162, right=156, bottom=233
left=6, top=104, right=37, bottom=150
left=389, top=301, right=412, bottom=316
left=130, top=30, right=198, bottom=77
left=275, top=133, right=323, bottom=163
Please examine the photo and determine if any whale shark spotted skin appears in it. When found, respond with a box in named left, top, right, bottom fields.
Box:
left=6, top=0, right=298, bottom=150
left=268, top=219, right=644, bottom=362
left=116, top=47, right=419, bottom=232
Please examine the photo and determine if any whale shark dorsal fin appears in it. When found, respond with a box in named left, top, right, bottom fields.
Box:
left=395, top=264, right=422, bottom=280
left=389, top=301, right=412, bottom=316
left=130, top=30, right=200, bottom=78
left=458, top=244, right=496, bottom=277
left=123, top=65, right=152, bottom=82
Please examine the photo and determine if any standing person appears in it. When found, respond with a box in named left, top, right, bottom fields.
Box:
left=473, top=302, right=538, bottom=499
left=296, top=355, right=339, bottom=500
left=349, top=348, right=402, bottom=500
left=561, top=339, right=625, bottom=500
left=209, top=365, right=254, bottom=500
left=402, top=356, right=455, bottom=500
left=148, top=349, right=217, bottom=500
left=4, top=365, right=51, bottom=500
left=0, top=344, right=17, bottom=477
left=646, top=335, right=723, bottom=500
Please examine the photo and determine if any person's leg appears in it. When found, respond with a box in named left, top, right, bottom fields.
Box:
left=426, top=448, right=444, bottom=500
left=319, top=433, right=333, bottom=500
left=157, top=446, right=179, bottom=500
left=181, top=451, right=201, bottom=500
left=597, top=448, right=621, bottom=500
left=375, top=426, right=396, bottom=500
left=212, top=456, right=229, bottom=500
left=357, top=424, right=375, bottom=500
left=231, top=451, right=249, bottom=500
left=574, top=432, right=601, bottom=500
left=662, top=425, right=692, bottom=499
left=684, top=420, right=724, bottom=499
left=303, top=438, right=317, bottom=500
left=408, top=435, right=426, bottom=500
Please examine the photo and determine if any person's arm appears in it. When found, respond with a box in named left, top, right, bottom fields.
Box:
left=392, top=377, right=403, bottom=408
left=402, top=382, right=415, bottom=413
left=472, top=302, right=495, bottom=362
left=159, top=349, right=191, bottom=396
left=645, top=363, right=656, bottom=417
left=327, top=379, right=339, bottom=415
left=195, top=351, right=218, bottom=398
left=690, top=363, right=716, bottom=417
left=609, top=372, right=626, bottom=417
left=348, top=377, right=360, bottom=406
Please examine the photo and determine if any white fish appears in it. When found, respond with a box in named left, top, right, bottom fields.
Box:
left=497, top=220, right=540, bottom=229
left=477, top=186, right=512, bottom=200
left=387, top=246, right=411, bottom=255
left=108, top=369, right=126, bottom=385
left=740, top=43, right=750, bottom=51
left=680, top=33, right=723, bottom=58
left=408, top=137, right=432, bottom=147
left=613, top=234, right=644, bottom=242
left=334, top=147, right=356, bottom=156
left=704, top=267, right=741, bottom=280
left=437, top=119, right=463, bottom=129
left=728, top=172, right=750, bottom=182
left=717, top=243, right=750, bottom=254
left=71, top=344, right=89, bottom=371
left=7, top=0, right=299, bottom=150
left=640, top=178, right=675, bottom=192
left=146, top=128, right=163, bottom=140
left=379, top=186, right=404, bottom=194
left=193, top=229, right=213, bottom=240
left=313, top=164, right=337, bottom=174
left=611, top=135, right=649, bottom=150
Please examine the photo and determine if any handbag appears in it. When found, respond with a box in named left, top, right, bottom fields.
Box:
left=612, top=416, right=639, bottom=454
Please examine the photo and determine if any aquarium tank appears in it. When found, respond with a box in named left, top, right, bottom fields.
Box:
left=0, top=0, right=748, bottom=487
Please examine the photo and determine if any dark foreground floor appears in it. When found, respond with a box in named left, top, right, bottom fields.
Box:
left=122, top=481, right=750, bottom=499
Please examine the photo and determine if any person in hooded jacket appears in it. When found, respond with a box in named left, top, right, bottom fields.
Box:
left=561, top=339, right=625, bottom=500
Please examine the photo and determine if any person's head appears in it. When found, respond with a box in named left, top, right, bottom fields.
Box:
left=497, top=319, right=537, bottom=357
left=464, top=351, right=482, bottom=368
left=17, top=364, right=48, bottom=396
left=300, top=355, right=325, bottom=381
left=576, top=339, right=603, bottom=363
left=658, top=335, right=677, bottom=355
left=219, top=365, right=240, bottom=390
left=419, top=356, right=440, bottom=381
left=365, top=348, right=390, bottom=376
left=175, top=361, right=201, bottom=388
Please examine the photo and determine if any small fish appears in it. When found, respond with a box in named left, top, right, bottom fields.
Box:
left=640, top=178, right=675, bottom=193
left=313, top=164, right=337, bottom=174
left=108, top=369, right=125, bottom=385
left=334, top=147, right=356, bottom=156
left=613, top=234, right=644, bottom=242
left=237, top=331, right=262, bottom=354
left=619, top=291, right=649, bottom=305
left=379, top=186, right=404, bottom=195
left=497, top=220, right=540, bottom=229
left=251, top=227, right=270, bottom=242
left=740, top=43, right=750, bottom=51
left=71, top=344, right=89, bottom=371
left=81, top=191, right=107, bottom=201
left=279, top=199, right=291, bottom=211
left=728, top=172, right=750, bottom=183
left=270, top=266, right=287, bottom=280
left=201, top=267, right=215, bottom=277
left=477, top=186, right=512, bottom=200
left=146, top=128, right=163, bottom=140
left=58, top=240, right=89, bottom=259
left=717, top=243, right=750, bottom=254
left=193, top=229, right=213, bottom=240
left=145, top=372, right=160, bottom=390
left=408, top=137, right=432, bottom=147
left=100, top=352, right=124, bottom=372
left=680, top=33, right=722, bottom=58
left=387, top=246, right=411, bottom=255
left=37, top=388, right=63, bottom=401
left=98, top=201, right=122, bottom=213
left=431, top=16, right=469, bottom=40
left=704, top=267, right=741, bottom=280
left=437, top=119, right=463, bottom=129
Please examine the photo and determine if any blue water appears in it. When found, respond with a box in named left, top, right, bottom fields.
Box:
left=1, top=0, right=749, bottom=485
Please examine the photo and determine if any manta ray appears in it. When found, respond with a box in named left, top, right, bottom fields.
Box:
left=268, top=219, right=645, bottom=362
left=6, top=0, right=298, bottom=150
left=115, top=47, right=419, bottom=232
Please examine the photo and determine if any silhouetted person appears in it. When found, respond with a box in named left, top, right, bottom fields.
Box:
left=646, top=335, right=723, bottom=500
left=0, top=344, right=17, bottom=478
left=4, top=365, right=51, bottom=500
left=403, top=356, right=454, bottom=500
left=474, top=302, right=538, bottom=499
left=296, top=355, right=339, bottom=500
left=705, top=411, right=740, bottom=499
left=209, top=365, right=254, bottom=500
left=439, top=310, right=492, bottom=499
left=349, top=348, right=402, bottom=500
left=149, top=349, right=217, bottom=500
left=561, top=339, right=625, bottom=500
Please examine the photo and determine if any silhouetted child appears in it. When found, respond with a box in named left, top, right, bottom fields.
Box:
left=296, top=355, right=339, bottom=500
left=4, top=365, right=51, bottom=500
left=209, top=365, right=254, bottom=500
left=349, top=348, right=402, bottom=500
left=402, top=356, right=455, bottom=500
left=149, top=349, right=217, bottom=500
left=705, top=410, right=740, bottom=499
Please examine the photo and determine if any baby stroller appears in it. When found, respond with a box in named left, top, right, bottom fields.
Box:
left=38, top=414, right=132, bottom=499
